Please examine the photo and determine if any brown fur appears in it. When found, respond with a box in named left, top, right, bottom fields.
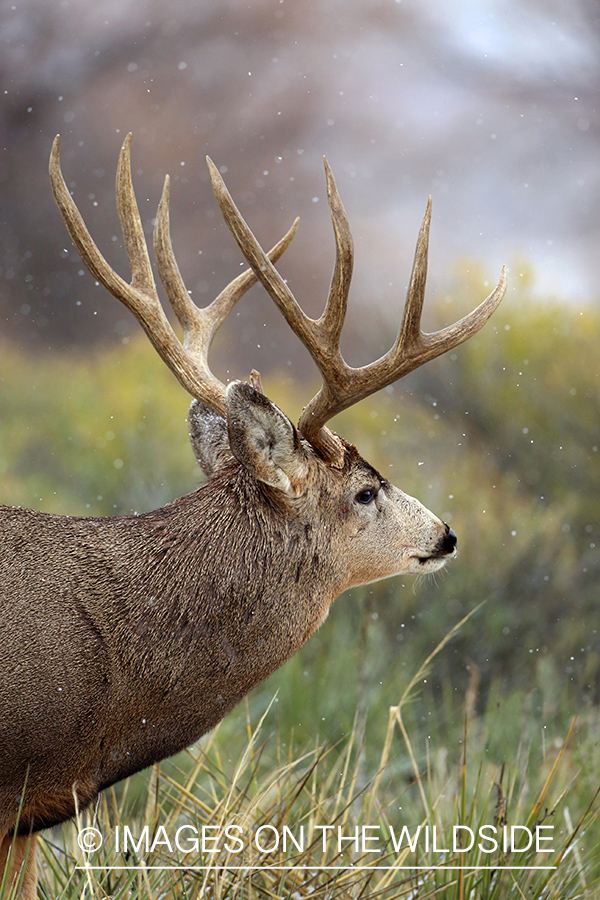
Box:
left=0, top=833, right=37, bottom=900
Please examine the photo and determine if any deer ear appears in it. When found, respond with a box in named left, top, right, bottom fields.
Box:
left=226, top=382, right=307, bottom=495
left=188, top=400, right=235, bottom=478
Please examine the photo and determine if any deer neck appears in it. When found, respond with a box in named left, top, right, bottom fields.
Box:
left=86, top=472, right=335, bottom=778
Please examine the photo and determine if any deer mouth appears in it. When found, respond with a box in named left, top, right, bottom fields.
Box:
left=413, top=529, right=458, bottom=568
left=413, top=554, right=450, bottom=571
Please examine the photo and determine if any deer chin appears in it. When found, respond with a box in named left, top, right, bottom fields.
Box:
left=407, top=551, right=455, bottom=574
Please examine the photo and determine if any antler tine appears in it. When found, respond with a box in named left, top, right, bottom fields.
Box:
left=317, top=158, right=353, bottom=350
left=396, top=196, right=432, bottom=349
left=115, top=133, right=157, bottom=297
left=50, top=135, right=147, bottom=308
left=50, top=136, right=298, bottom=417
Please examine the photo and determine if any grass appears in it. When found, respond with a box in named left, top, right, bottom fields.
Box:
left=13, top=616, right=597, bottom=900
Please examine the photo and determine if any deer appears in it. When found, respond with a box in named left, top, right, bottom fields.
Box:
left=0, top=134, right=506, bottom=898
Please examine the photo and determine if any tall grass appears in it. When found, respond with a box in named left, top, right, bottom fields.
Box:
left=18, top=621, right=598, bottom=900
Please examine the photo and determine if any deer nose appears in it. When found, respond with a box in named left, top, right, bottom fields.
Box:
left=441, top=523, right=458, bottom=554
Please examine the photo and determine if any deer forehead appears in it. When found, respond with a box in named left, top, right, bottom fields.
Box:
left=307, top=447, right=382, bottom=495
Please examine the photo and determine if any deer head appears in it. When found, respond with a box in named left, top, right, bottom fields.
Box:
left=48, top=133, right=505, bottom=578
left=0, top=136, right=505, bottom=899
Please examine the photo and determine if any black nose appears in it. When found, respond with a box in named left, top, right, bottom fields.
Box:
left=441, top=524, right=457, bottom=554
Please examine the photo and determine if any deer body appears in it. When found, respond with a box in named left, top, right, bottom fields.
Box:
left=1, top=490, right=331, bottom=834
left=0, top=138, right=505, bottom=897
left=1, top=401, right=454, bottom=838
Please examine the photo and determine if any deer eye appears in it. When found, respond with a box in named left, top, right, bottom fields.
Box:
left=355, top=487, right=377, bottom=505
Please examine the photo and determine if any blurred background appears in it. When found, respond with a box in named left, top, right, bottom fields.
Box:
left=1, top=0, right=599, bottom=746
left=1, top=0, right=599, bottom=358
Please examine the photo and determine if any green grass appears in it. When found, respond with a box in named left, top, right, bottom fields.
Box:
left=24, top=619, right=599, bottom=900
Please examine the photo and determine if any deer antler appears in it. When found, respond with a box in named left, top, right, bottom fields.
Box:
left=49, top=135, right=298, bottom=417
left=208, top=157, right=507, bottom=465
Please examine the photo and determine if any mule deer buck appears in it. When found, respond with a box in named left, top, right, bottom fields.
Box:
left=0, top=135, right=506, bottom=897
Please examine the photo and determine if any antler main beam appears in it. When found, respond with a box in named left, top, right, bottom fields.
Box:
left=49, top=135, right=298, bottom=416
left=208, top=157, right=507, bottom=464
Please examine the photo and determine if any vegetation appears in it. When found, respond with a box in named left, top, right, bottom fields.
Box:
left=1, top=286, right=599, bottom=896
left=25, top=690, right=600, bottom=899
